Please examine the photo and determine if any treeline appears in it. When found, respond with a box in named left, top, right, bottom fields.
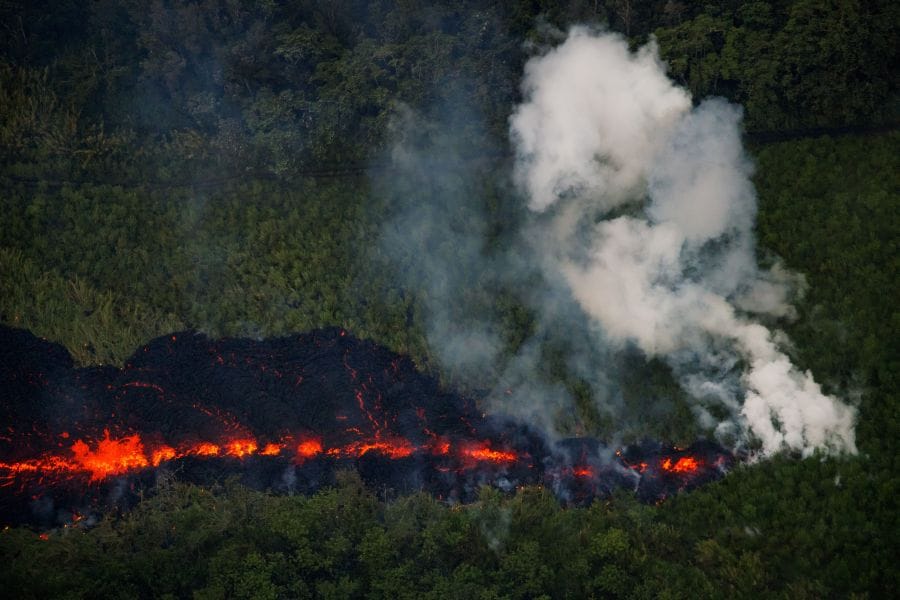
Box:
left=1, top=455, right=894, bottom=599
left=0, top=3, right=895, bottom=449
left=1, top=0, right=896, bottom=183
left=0, top=175, right=432, bottom=365
left=0, top=2, right=897, bottom=596
left=1, top=0, right=896, bottom=424
left=0, top=0, right=896, bottom=448
left=2, top=134, right=895, bottom=435
left=752, top=133, right=900, bottom=462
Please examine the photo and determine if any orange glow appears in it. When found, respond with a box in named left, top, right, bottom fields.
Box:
left=360, top=440, right=414, bottom=459
left=0, top=455, right=74, bottom=483
left=225, top=439, right=258, bottom=458
left=327, top=438, right=416, bottom=459
left=431, top=440, right=451, bottom=455
left=0, top=423, right=536, bottom=488
left=461, top=443, right=517, bottom=463
left=193, top=443, right=220, bottom=456
left=260, top=443, right=282, bottom=456
left=661, top=456, right=700, bottom=474
left=296, top=439, right=323, bottom=458
left=71, top=430, right=149, bottom=481
left=150, top=446, right=177, bottom=466
left=572, top=466, right=594, bottom=478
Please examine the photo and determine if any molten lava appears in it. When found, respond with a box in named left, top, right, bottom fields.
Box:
left=1, top=430, right=528, bottom=486
left=460, top=443, right=518, bottom=464
left=0, top=325, right=734, bottom=528
left=661, top=456, right=700, bottom=474
left=225, top=439, right=258, bottom=458
left=260, top=443, right=282, bottom=456
left=194, top=443, right=220, bottom=457
left=71, top=430, right=148, bottom=481
left=150, top=446, right=176, bottom=466
left=296, top=439, right=323, bottom=459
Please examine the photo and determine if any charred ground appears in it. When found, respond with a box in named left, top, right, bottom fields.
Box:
left=0, top=325, right=731, bottom=528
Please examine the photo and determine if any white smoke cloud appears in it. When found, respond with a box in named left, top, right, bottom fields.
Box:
left=511, top=28, right=856, bottom=457
left=511, top=31, right=690, bottom=212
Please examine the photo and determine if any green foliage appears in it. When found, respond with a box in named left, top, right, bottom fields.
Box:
left=0, top=2, right=896, bottom=597
left=0, top=175, right=433, bottom=366
left=0, top=247, right=183, bottom=364
left=656, top=0, right=898, bottom=131
left=3, top=452, right=890, bottom=598
left=3, top=0, right=894, bottom=180
left=753, top=133, right=900, bottom=458
left=2, top=127, right=893, bottom=593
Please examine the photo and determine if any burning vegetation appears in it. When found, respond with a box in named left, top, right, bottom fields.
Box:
left=0, top=325, right=732, bottom=528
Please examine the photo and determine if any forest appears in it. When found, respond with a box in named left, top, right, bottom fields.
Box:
left=0, top=0, right=897, bottom=597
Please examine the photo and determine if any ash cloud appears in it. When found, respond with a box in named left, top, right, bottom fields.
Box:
left=377, top=28, right=856, bottom=458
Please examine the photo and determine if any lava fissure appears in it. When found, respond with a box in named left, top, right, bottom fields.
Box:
left=0, top=326, right=734, bottom=528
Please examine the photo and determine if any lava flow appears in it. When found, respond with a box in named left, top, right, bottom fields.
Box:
left=0, top=325, right=733, bottom=528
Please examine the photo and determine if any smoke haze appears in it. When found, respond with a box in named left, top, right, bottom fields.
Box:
left=380, top=27, right=857, bottom=458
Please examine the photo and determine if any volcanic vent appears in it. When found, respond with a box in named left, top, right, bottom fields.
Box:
left=0, top=326, right=732, bottom=527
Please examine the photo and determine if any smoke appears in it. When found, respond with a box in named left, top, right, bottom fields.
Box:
left=377, top=27, right=856, bottom=458
left=377, top=102, right=506, bottom=384
left=510, top=28, right=856, bottom=456
left=511, top=32, right=690, bottom=213
left=375, top=101, right=609, bottom=437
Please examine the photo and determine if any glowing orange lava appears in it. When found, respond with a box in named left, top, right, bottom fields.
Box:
left=431, top=439, right=451, bottom=455
left=661, top=456, right=700, bottom=474
left=225, top=439, right=258, bottom=458
left=296, top=439, right=323, bottom=459
left=326, top=437, right=416, bottom=460
left=193, top=443, right=221, bottom=457
left=150, top=446, right=177, bottom=466
left=71, top=430, right=149, bottom=481
left=461, top=443, right=517, bottom=463
left=260, top=443, right=282, bottom=456
left=0, top=423, right=531, bottom=488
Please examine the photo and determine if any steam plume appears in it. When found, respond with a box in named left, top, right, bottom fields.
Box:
left=510, top=28, right=856, bottom=456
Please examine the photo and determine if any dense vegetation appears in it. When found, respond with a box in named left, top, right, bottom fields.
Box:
left=2, top=460, right=892, bottom=599
left=0, top=0, right=897, bottom=597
